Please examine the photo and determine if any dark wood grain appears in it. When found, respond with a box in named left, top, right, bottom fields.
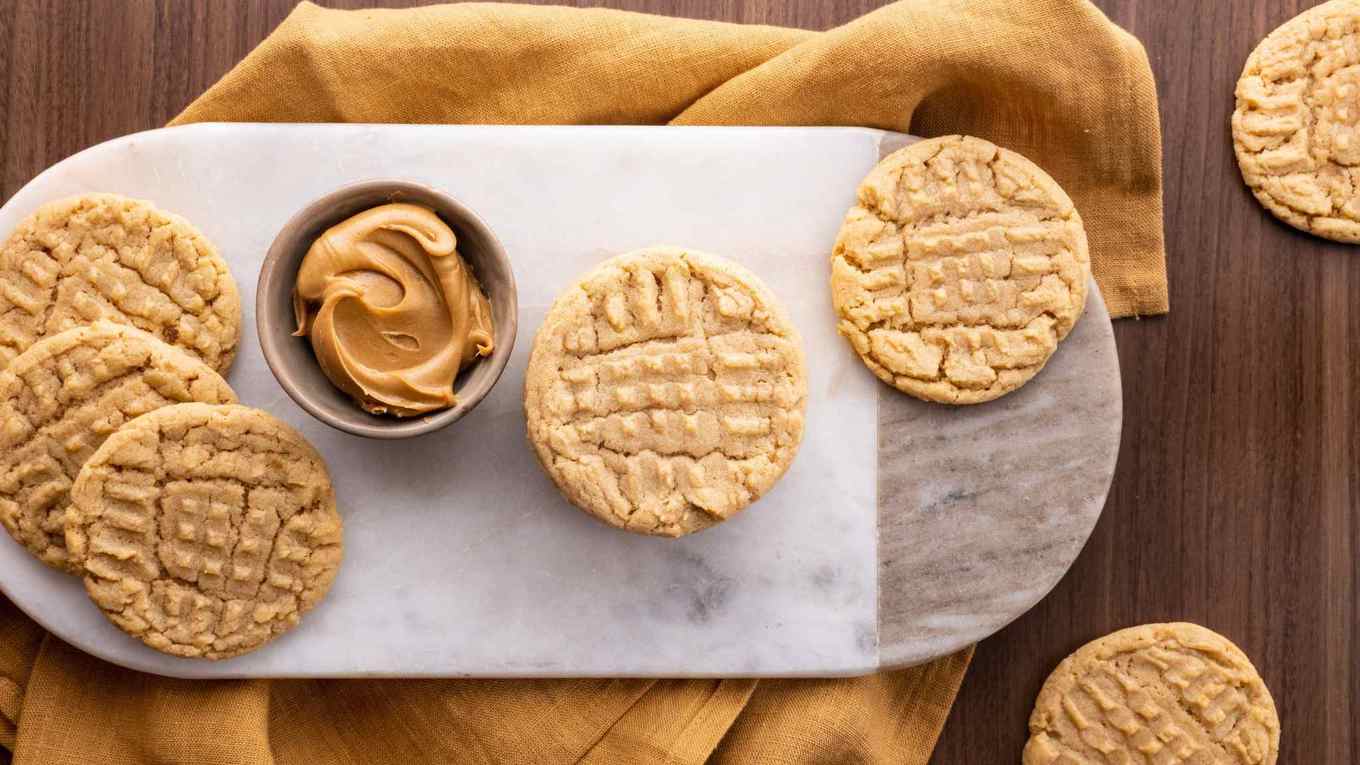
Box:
left=0, top=1, right=1355, bottom=763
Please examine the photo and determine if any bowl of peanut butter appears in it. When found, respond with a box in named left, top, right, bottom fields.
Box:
left=258, top=180, right=517, bottom=438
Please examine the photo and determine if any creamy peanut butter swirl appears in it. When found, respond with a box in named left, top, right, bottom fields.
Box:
left=292, top=203, right=494, bottom=417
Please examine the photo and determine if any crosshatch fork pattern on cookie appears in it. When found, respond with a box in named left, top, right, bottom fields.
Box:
left=529, top=250, right=806, bottom=537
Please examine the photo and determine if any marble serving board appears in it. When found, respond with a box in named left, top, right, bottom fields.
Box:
left=0, top=124, right=1121, bottom=679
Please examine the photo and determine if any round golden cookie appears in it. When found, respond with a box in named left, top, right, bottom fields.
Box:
left=65, top=403, right=343, bottom=660
left=0, top=193, right=241, bottom=373
left=830, top=135, right=1090, bottom=404
left=524, top=247, right=807, bottom=537
left=1024, top=623, right=1281, bottom=765
left=1233, top=0, right=1360, bottom=243
left=0, top=321, right=237, bottom=573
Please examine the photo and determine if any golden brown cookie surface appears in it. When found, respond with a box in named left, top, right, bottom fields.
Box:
left=1233, top=0, right=1360, bottom=242
left=0, top=322, right=236, bottom=572
left=524, top=247, right=807, bottom=537
left=0, top=193, right=241, bottom=372
left=1024, top=623, right=1280, bottom=765
left=831, top=135, right=1090, bottom=404
left=66, top=403, right=343, bottom=660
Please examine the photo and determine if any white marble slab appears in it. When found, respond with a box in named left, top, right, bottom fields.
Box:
left=0, top=124, right=1123, bottom=679
left=0, top=124, right=887, bottom=678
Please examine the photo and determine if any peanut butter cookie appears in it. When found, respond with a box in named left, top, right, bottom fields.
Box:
left=1233, top=0, right=1360, bottom=243
left=66, top=403, right=343, bottom=660
left=524, top=247, right=807, bottom=537
left=1024, top=623, right=1280, bottom=765
left=831, top=135, right=1090, bottom=404
left=0, top=193, right=241, bottom=372
left=0, top=321, right=236, bottom=572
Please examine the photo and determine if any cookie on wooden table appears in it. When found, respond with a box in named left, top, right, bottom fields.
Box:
left=831, top=135, right=1090, bottom=404
left=0, top=193, right=241, bottom=372
left=1233, top=0, right=1360, bottom=243
left=524, top=247, right=807, bottom=537
left=66, top=403, right=343, bottom=660
left=0, top=321, right=237, bottom=572
left=1024, top=622, right=1280, bottom=765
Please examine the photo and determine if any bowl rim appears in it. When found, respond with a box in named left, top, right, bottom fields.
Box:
left=256, top=179, right=518, bottom=439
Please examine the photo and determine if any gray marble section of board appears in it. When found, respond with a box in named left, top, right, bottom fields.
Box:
left=876, top=284, right=1121, bottom=667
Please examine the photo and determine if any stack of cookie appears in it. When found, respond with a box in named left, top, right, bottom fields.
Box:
left=524, top=247, right=809, bottom=537
left=0, top=194, right=342, bottom=660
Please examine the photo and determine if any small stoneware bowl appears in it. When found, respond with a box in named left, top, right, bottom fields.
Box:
left=257, top=180, right=517, bottom=439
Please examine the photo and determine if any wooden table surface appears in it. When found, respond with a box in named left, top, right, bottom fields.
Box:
left=1, top=1, right=1355, bottom=762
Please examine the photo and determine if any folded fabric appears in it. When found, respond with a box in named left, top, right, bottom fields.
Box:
left=0, top=1, right=1164, bottom=762
left=0, top=593, right=970, bottom=764
left=172, top=0, right=1167, bottom=317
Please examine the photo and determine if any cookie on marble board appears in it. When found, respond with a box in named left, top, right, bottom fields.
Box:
left=65, top=403, right=343, bottom=660
left=1233, top=0, right=1360, bottom=243
left=0, top=321, right=237, bottom=573
left=524, top=246, right=807, bottom=538
left=0, top=193, right=241, bottom=372
left=830, top=135, right=1090, bottom=404
left=1024, top=622, right=1281, bottom=765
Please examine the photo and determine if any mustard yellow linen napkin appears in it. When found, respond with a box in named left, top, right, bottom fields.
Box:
left=171, top=0, right=1167, bottom=316
left=0, top=1, right=1163, bottom=762
left=0, top=593, right=971, bottom=764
